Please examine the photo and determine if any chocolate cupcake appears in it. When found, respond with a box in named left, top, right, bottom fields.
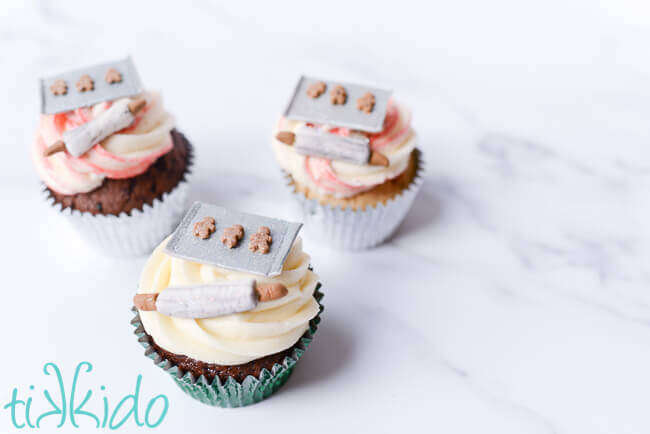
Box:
left=132, top=202, right=323, bottom=407
left=32, top=58, right=192, bottom=256
left=272, top=76, right=423, bottom=249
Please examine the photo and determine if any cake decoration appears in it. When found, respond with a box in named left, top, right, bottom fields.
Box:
left=164, top=202, right=302, bottom=276
left=193, top=216, right=216, bottom=239
left=283, top=75, right=391, bottom=132
left=40, top=56, right=143, bottom=115
left=274, top=126, right=389, bottom=167
left=357, top=91, right=375, bottom=113
left=306, top=81, right=326, bottom=98
left=329, top=85, right=347, bottom=105
left=49, top=79, right=68, bottom=96
left=42, top=97, right=147, bottom=157
left=249, top=226, right=272, bottom=254
left=133, top=280, right=289, bottom=319
left=221, top=224, right=244, bottom=248
left=104, top=68, right=122, bottom=84
left=75, top=74, right=94, bottom=92
left=279, top=76, right=392, bottom=166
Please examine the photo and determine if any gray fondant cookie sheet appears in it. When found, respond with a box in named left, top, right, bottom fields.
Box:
left=164, top=202, right=303, bottom=277
left=283, top=75, right=392, bottom=133
left=40, top=57, right=143, bottom=114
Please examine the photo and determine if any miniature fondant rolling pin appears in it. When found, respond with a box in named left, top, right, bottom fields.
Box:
left=276, top=125, right=389, bottom=167
left=133, top=279, right=288, bottom=319
left=43, top=97, right=147, bottom=157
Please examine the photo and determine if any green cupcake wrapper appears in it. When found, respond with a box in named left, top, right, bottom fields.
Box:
left=131, top=283, right=324, bottom=407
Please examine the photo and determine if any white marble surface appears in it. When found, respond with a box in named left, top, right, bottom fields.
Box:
left=1, top=0, right=649, bottom=433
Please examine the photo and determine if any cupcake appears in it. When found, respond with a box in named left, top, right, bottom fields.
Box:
left=272, top=76, right=423, bottom=249
left=132, top=202, right=323, bottom=407
left=32, top=58, right=192, bottom=256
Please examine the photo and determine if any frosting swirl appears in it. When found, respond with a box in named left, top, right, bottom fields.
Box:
left=272, top=100, right=416, bottom=198
left=137, top=237, right=320, bottom=366
left=32, top=91, right=175, bottom=195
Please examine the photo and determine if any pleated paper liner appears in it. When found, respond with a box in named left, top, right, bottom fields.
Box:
left=284, top=148, right=424, bottom=250
left=131, top=284, right=324, bottom=408
left=42, top=140, right=194, bottom=257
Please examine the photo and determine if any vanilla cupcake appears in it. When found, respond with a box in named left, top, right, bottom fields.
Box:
left=272, top=76, right=423, bottom=249
left=32, top=58, right=192, bottom=256
left=132, top=202, right=323, bottom=407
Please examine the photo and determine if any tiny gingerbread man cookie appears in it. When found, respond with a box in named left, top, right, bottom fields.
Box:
left=50, top=79, right=68, bottom=96
left=76, top=74, right=94, bottom=92
left=104, top=68, right=122, bottom=84
left=193, top=217, right=216, bottom=240
left=249, top=226, right=272, bottom=254
left=307, top=81, right=326, bottom=98
left=357, top=92, right=376, bottom=113
left=330, top=85, right=347, bottom=105
left=221, top=224, right=244, bottom=248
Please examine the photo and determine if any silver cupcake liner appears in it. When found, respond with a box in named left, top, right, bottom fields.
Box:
left=42, top=142, right=193, bottom=257
left=285, top=149, right=424, bottom=250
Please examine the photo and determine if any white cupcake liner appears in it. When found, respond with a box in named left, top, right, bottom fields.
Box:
left=43, top=180, right=190, bottom=257
left=285, top=149, right=424, bottom=250
left=43, top=142, right=194, bottom=257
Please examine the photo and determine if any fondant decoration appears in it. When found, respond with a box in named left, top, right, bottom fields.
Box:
left=193, top=216, right=216, bottom=239
left=133, top=280, right=288, bottom=318
left=275, top=126, right=389, bottom=167
left=283, top=75, right=392, bottom=133
left=164, top=202, right=302, bottom=277
left=249, top=226, right=272, bottom=254
left=357, top=92, right=376, bottom=113
left=43, top=97, right=147, bottom=158
left=40, top=56, right=143, bottom=114
left=306, top=81, right=326, bottom=98
left=75, top=74, right=94, bottom=92
left=104, top=68, right=122, bottom=84
left=49, top=79, right=67, bottom=96
left=221, top=224, right=244, bottom=248
left=330, top=85, right=347, bottom=105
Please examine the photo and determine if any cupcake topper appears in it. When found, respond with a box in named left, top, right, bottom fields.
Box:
left=164, top=202, right=303, bottom=277
left=39, top=57, right=143, bottom=115
left=275, top=126, right=389, bottom=167
left=134, top=280, right=288, bottom=319
left=283, top=75, right=392, bottom=133
left=40, top=57, right=147, bottom=158
left=43, top=97, right=147, bottom=157
left=279, top=75, right=392, bottom=166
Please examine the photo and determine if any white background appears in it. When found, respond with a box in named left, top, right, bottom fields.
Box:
left=1, top=1, right=650, bottom=433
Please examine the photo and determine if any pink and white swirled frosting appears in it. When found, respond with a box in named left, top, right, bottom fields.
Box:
left=32, top=91, right=175, bottom=195
left=272, top=99, right=416, bottom=198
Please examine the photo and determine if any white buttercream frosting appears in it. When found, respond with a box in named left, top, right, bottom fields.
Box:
left=137, top=237, right=320, bottom=366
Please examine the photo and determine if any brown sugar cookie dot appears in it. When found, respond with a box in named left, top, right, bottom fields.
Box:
left=307, top=81, right=327, bottom=98
left=104, top=68, right=122, bottom=84
left=330, top=85, right=347, bottom=105
left=50, top=79, right=68, bottom=96
left=357, top=92, right=376, bottom=113
left=76, top=74, right=94, bottom=92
